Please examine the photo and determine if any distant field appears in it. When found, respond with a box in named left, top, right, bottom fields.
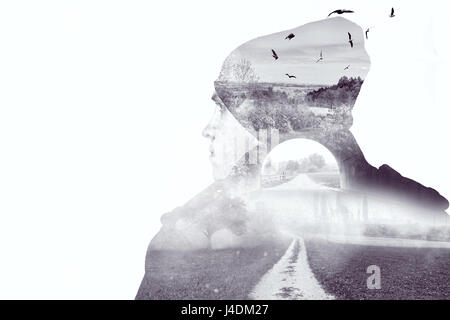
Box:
left=136, top=238, right=290, bottom=300
left=307, top=172, right=340, bottom=188
left=304, top=238, right=450, bottom=299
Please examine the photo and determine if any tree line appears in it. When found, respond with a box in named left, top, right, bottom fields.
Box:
left=305, top=76, right=364, bottom=108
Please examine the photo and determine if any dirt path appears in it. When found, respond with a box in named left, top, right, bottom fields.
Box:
left=249, top=237, right=334, bottom=300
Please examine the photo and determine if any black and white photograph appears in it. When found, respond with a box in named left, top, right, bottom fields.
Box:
left=0, top=0, right=450, bottom=306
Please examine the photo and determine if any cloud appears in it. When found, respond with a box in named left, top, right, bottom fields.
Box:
left=220, top=17, right=370, bottom=84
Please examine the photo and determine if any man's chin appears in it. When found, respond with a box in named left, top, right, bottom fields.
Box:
left=212, top=163, right=230, bottom=181
left=212, top=169, right=225, bottom=181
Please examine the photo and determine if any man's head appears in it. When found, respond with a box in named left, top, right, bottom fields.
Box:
left=214, top=17, right=370, bottom=134
left=205, top=17, right=370, bottom=180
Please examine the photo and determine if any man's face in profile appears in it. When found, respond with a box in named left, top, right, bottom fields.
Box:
left=202, top=93, right=258, bottom=180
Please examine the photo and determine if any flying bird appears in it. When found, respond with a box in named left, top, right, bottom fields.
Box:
left=389, top=7, right=395, bottom=18
left=285, top=33, right=295, bottom=40
left=316, top=51, right=323, bottom=63
left=285, top=73, right=296, bottom=79
left=365, top=28, right=370, bottom=40
left=344, top=65, right=350, bottom=70
left=328, top=9, right=354, bottom=17
left=348, top=32, right=353, bottom=48
left=271, top=49, right=279, bottom=60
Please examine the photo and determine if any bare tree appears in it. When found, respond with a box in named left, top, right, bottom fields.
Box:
left=218, top=56, right=259, bottom=83
left=232, top=58, right=259, bottom=83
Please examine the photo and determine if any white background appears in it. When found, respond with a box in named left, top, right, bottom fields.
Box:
left=0, top=0, right=449, bottom=299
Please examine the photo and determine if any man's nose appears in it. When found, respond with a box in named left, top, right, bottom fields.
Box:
left=202, top=121, right=215, bottom=139
left=202, top=110, right=218, bottom=139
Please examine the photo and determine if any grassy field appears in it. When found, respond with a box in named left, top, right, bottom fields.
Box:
left=136, top=238, right=290, bottom=300
left=304, top=238, right=450, bottom=299
left=307, top=172, right=340, bottom=188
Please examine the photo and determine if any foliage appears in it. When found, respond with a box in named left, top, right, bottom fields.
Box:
left=199, top=195, right=249, bottom=249
left=277, top=153, right=327, bottom=175
left=308, top=153, right=326, bottom=171
left=215, top=76, right=362, bottom=135
left=305, top=76, right=363, bottom=108
left=285, top=160, right=300, bottom=173
left=245, top=99, right=320, bottom=133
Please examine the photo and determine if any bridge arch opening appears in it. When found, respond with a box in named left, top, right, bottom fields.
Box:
left=261, top=138, right=341, bottom=189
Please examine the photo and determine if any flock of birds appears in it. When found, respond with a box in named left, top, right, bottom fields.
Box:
left=271, top=7, right=396, bottom=80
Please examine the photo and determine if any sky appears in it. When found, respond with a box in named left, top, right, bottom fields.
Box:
left=264, top=138, right=338, bottom=166
left=221, top=17, right=370, bottom=85
left=1, top=0, right=449, bottom=300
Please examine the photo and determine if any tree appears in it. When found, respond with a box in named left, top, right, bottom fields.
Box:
left=298, top=158, right=310, bottom=173
left=232, top=58, right=259, bottom=83
left=308, top=153, right=326, bottom=171
left=286, top=160, right=300, bottom=173
left=200, top=195, right=248, bottom=249
left=218, top=55, right=259, bottom=83
left=305, top=76, right=364, bottom=108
